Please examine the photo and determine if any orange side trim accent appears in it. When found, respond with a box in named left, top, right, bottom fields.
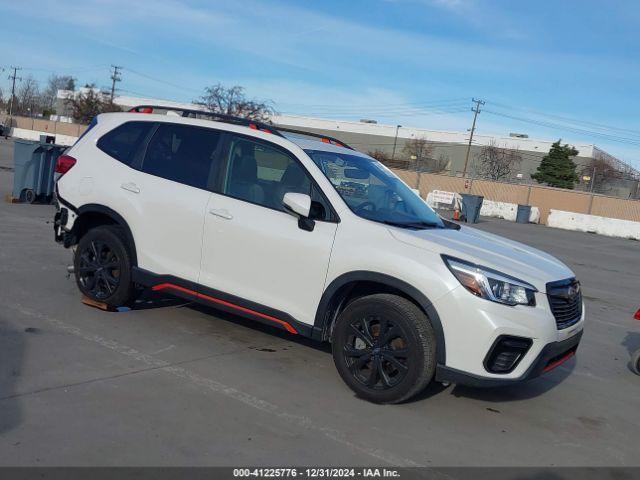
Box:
left=543, top=350, right=575, bottom=373
left=151, top=283, right=298, bottom=334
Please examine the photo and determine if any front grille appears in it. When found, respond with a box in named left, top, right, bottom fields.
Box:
left=546, top=278, right=582, bottom=330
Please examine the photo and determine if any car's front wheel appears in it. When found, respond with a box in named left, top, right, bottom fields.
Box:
left=332, top=293, right=437, bottom=404
left=74, top=226, right=136, bottom=308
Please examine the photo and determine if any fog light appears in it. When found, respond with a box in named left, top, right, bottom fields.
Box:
left=484, top=336, right=532, bottom=374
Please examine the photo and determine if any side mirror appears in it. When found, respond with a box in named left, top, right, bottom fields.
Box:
left=283, top=192, right=311, bottom=218
left=283, top=192, right=315, bottom=232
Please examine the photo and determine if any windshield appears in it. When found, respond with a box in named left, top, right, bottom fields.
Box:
left=305, top=150, right=444, bottom=229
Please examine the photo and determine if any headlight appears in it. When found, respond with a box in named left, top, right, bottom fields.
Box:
left=443, top=256, right=537, bottom=306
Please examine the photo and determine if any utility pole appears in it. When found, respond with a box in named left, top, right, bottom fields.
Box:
left=589, top=165, right=597, bottom=192
left=462, top=98, right=484, bottom=177
left=391, top=124, right=401, bottom=161
left=109, top=65, right=122, bottom=103
left=8, top=66, right=22, bottom=125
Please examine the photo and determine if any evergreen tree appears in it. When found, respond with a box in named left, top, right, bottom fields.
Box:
left=532, top=140, right=579, bottom=189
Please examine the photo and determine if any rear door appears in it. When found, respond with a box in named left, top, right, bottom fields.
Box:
left=123, top=122, right=223, bottom=282
left=199, top=133, right=338, bottom=327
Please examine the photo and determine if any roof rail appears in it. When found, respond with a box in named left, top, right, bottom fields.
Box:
left=128, top=105, right=283, bottom=136
left=275, top=126, right=355, bottom=150
left=128, top=105, right=355, bottom=150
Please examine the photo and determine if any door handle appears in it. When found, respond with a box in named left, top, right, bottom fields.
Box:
left=209, top=208, right=233, bottom=220
left=120, top=182, right=140, bottom=194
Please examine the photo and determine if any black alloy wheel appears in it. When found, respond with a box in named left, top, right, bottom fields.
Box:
left=332, top=293, right=437, bottom=404
left=74, top=226, right=136, bottom=307
left=77, top=239, right=121, bottom=300
left=344, top=314, right=410, bottom=390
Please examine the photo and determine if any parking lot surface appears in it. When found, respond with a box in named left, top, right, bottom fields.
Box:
left=0, top=138, right=639, bottom=466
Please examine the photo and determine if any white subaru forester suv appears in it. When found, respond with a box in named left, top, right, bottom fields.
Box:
left=53, top=106, right=584, bottom=403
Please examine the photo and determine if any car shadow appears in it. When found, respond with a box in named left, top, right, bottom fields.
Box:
left=621, top=331, right=640, bottom=373
left=186, top=302, right=332, bottom=354
left=447, top=359, right=575, bottom=403
left=128, top=289, right=190, bottom=311
left=621, top=331, right=640, bottom=355
left=0, top=319, right=25, bottom=434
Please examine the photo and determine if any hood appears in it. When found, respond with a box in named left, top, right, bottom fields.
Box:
left=388, top=224, right=574, bottom=292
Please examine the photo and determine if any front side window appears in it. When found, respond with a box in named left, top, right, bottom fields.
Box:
left=142, top=123, right=221, bottom=190
left=223, top=136, right=330, bottom=220
left=306, top=150, right=444, bottom=229
left=97, top=121, right=153, bottom=165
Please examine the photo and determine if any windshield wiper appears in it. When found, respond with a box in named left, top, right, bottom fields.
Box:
left=383, top=220, right=442, bottom=230
left=440, top=218, right=462, bottom=230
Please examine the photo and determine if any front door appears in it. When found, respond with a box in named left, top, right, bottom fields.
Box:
left=199, top=134, right=338, bottom=327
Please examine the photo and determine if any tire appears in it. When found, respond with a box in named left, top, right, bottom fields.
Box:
left=74, top=225, right=136, bottom=308
left=631, top=349, right=640, bottom=376
left=331, top=293, right=437, bottom=404
left=23, top=189, right=36, bottom=204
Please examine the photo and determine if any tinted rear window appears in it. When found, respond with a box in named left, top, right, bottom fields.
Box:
left=97, top=121, right=153, bottom=165
left=142, top=123, right=222, bottom=190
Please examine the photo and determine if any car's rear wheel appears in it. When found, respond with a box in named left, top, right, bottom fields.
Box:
left=332, top=293, right=436, bottom=404
left=74, top=226, right=135, bottom=308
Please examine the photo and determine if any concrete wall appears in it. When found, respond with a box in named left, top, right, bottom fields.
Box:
left=479, top=200, right=540, bottom=223
left=9, top=127, right=77, bottom=146
left=1, top=115, right=87, bottom=146
left=547, top=209, right=640, bottom=241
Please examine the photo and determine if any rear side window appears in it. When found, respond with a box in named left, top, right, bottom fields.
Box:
left=142, top=123, right=222, bottom=190
left=97, top=121, right=153, bottom=165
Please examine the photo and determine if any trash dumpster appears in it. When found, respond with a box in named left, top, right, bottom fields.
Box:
left=12, top=138, right=66, bottom=203
left=516, top=204, right=532, bottom=224
left=460, top=193, right=484, bottom=223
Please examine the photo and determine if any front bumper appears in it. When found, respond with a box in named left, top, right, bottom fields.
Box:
left=435, top=329, right=582, bottom=387
left=432, top=284, right=584, bottom=384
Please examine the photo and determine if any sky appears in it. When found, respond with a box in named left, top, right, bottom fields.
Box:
left=1, top=0, right=640, bottom=167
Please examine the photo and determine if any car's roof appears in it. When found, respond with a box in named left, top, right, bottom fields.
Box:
left=100, top=110, right=371, bottom=159
left=282, top=135, right=371, bottom=158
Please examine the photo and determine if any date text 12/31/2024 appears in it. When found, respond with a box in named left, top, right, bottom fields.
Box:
left=233, top=468, right=401, bottom=478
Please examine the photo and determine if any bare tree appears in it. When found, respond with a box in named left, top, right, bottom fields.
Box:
left=16, top=76, right=42, bottom=116
left=581, top=152, right=621, bottom=193
left=368, top=149, right=392, bottom=163
left=42, top=74, right=76, bottom=114
left=474, top=140, right=522, bottom=180
left=196, top=84, right=275, bottom=121
left=66, top=86, right=121, bottom=124
left=433, top=152, right=450, bottom=173
left=402, top=137, right=435, bottom=172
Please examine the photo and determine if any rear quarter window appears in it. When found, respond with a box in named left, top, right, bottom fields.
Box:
left=97, top=121, right=153, bottom=165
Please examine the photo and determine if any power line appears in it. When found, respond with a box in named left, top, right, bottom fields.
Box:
left=280, top=98, right=469, bottom=113
left=486, top=100, right=640, bottom=138
left=483, top=109, right=640, bottom=147
left=123, top=67, right=203, bottom=94
left=292, top=107, right=470, bottom=118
